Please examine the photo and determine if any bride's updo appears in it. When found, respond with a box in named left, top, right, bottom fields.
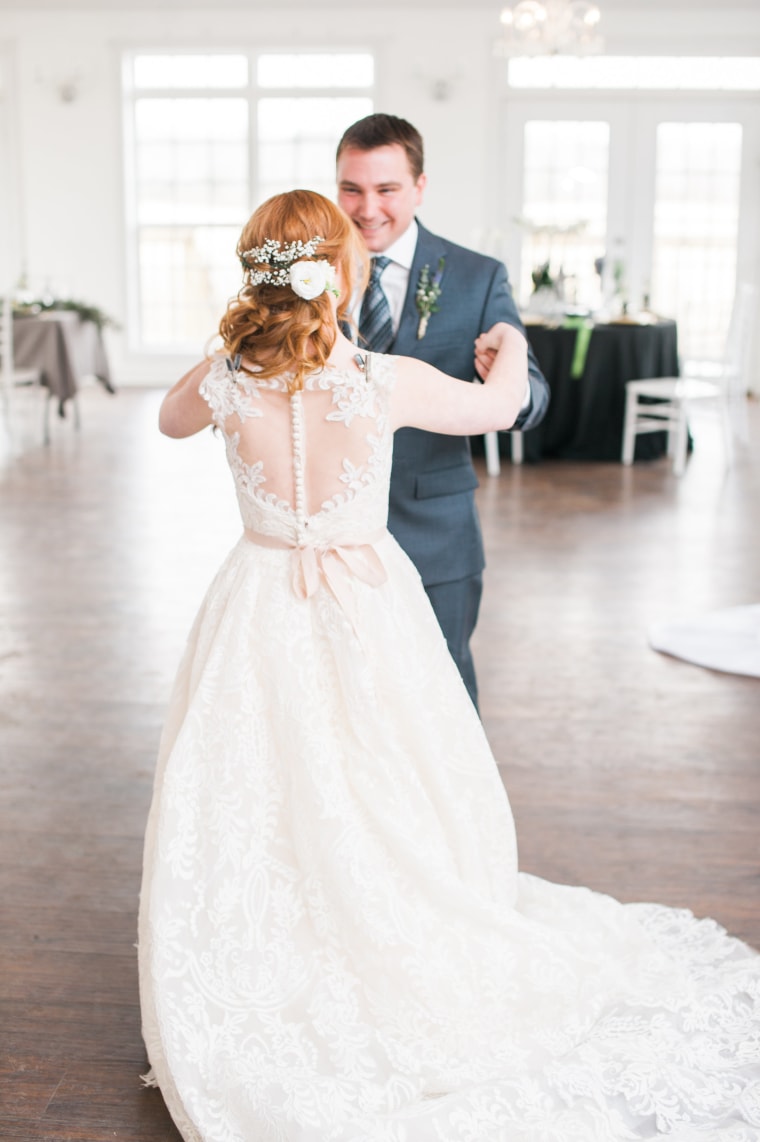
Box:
left=219, top=189, right=369, bottom=392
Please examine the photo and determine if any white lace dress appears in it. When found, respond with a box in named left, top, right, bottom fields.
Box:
left=139, top=353, right=760, bottom=1142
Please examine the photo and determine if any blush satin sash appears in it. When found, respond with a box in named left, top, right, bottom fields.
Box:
left=244, top=527, right=389, bottom=635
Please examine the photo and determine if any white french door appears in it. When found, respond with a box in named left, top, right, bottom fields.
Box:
left=500, top=94, right=760, bottom=366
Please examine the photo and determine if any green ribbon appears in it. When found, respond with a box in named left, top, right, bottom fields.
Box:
left=563, top=316, right=594, bottom=379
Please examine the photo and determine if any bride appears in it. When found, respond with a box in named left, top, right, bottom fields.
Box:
left=139, top=189, right=760, bottom=1142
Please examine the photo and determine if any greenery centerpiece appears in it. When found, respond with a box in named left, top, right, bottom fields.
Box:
left=12, top=277, right=119, bottom=332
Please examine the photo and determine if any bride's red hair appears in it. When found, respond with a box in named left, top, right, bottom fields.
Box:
left=219, top=189, right=369, bottom=392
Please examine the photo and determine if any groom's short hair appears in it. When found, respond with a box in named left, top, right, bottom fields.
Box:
left=336, top=114, right=424, bottom=181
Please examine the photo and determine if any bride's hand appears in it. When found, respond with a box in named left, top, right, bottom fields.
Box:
left=474, top=322, right=509, bottom=379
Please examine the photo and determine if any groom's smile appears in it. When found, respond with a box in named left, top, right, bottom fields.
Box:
left=337, top=143, right=427, bottom=253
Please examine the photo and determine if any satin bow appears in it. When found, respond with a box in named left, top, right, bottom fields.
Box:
left=244, top=527, right=388, bottom=638
left=291, top=540, right=387, bottom=635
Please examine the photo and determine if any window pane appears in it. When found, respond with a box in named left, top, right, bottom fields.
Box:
left=651, top=123, right=742, bottom=359
left=134, top=98, right=248, bottom=225
left=258, top=96, right=373, bottom=139
left=134, top=54, right=248, bottom=89
left=518, top=120, right=609, bottom=309
left=138, top=225, right=241, bottom=349
left=258, top=54, right=373, bottom=88
left=135, top=97, right=248, bottom=142
left=257, top=96, right=373, bottom=201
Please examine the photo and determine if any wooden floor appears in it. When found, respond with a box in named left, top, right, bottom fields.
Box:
left=1, top=387, right=758, bottom=1140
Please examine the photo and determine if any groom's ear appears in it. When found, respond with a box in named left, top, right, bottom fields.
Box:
left=414, top=172, right=427, bottom=205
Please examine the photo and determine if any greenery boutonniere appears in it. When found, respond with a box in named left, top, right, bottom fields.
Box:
left=415, top=257, right=445, bottom=340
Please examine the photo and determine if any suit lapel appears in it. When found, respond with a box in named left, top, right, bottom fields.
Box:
left=392, top=222, right=448, bottom=357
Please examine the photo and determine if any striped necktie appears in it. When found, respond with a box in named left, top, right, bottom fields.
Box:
left=359, top=256, right=394, bottom=353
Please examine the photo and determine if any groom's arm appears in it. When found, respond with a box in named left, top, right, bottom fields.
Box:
left=480, top=261, right=549, bottom=432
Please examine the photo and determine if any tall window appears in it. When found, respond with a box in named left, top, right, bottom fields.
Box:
left=651, top=123, right=743, bottom=360
left=518, top=120, right=609, bottom=308
left=123, top=51, right=373, bottom=351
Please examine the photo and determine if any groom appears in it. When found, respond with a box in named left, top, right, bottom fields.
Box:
left=336, top=113, right=549, bottom=709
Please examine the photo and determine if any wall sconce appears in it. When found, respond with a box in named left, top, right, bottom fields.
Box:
left=56, top=75, right=82, bottom=104
left=414, top=73, right=459, bottom=102
left=36, top=69, right=84, bottom=104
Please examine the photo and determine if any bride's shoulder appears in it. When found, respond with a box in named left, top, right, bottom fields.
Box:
left=365, top=351, right=398, bottom=390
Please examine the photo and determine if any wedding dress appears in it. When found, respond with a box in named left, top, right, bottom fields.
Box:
left=649, top=605, right=760, bottom=678
left=139, top=352, right=760, bottom=1142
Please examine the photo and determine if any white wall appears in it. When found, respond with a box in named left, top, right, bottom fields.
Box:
left=1, top=5, right=759, bottom=386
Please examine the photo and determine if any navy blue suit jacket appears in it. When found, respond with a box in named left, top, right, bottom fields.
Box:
left=386, top=221, right=549, bottom=586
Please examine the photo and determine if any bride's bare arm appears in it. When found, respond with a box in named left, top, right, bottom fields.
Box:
left=159, top=360, right=214, bottom=437
left=389, top=322, right=529, bottom=435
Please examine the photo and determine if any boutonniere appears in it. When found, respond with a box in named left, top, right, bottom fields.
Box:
left=415, top=257, right=445, bottom=339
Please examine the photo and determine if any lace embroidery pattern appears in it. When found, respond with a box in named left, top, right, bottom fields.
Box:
left=224, top=434, right=291, bottom=515
left=320, top=366, right=383, bottom=427
left=200, top=356, right=263, bottom=424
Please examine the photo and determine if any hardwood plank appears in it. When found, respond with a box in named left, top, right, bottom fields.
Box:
left=0, top=1054, right=63, bottom=1120
left=2, top=1001, right=145, bottom=1063
left=0, top=951, right=137, bottom=1005
left=0, top=905, right=137, bottom=956
left=39, top=1062, right=180, bottom=1138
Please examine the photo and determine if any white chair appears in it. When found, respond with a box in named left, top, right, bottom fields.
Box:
left=483, top=429, right=523, bottom=476
left=621, top=283, right=756, bottom=476
left=0, top=297, right=42, bottom=413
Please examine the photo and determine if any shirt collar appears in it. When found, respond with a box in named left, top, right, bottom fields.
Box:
left=374, top=219, right=418, bottom=271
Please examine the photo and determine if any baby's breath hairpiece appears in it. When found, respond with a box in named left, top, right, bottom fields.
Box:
left=240, top=237, right=324, bottom=284
left=239, top=236, right=339, bottom=300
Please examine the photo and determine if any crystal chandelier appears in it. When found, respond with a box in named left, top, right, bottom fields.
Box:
left=496, top=0, right=604, bottom=56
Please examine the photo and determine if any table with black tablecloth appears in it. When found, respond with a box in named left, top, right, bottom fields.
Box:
left=504, top=318, right=679, bottom=462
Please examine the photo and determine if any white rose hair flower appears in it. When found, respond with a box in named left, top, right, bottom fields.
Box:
left=238, top=236, right=339, bottom=301
left=289, top=260, right=339, bottom=301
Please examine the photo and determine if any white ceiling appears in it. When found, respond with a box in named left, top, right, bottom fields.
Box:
left=0, top=0, right=756, bottom=10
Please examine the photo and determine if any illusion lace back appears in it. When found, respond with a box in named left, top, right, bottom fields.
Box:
left=199, top=353, right=394, bottom=546
left=139, top=352, right=760, bottom=1142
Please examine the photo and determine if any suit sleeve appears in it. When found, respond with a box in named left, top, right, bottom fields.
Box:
left=480, top=261, right=550, bottom=432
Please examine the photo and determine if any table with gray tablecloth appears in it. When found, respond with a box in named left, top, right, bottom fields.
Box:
left=12, top=312, right=115, bottom=416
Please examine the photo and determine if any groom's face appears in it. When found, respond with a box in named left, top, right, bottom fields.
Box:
left=337, top=143, right=427, bottom=253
